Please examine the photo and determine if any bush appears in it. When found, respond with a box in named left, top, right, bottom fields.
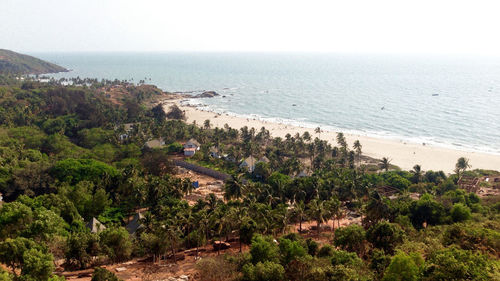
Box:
left=165, top=104, right=185, bottom=120
left=442, top=224, right=500, bottom=257
left=91, top=267, right=122, bottom=281
left=51, top=158, right=118, bottom=185
left=0, top=271, right=11, bottom=281
left=281, top=233, right=302, bottom=242
left=242, top=261, right=285, bottom=281
left=330, top=250, right=363, bottom=267
left=333, top=225, right=366, bottom=255
left=65, top=232, right=100, bottom=269
left=330, top=264, right=372, bottom=281
left=240, top=219, right=258, bottom=245
left=305, top=238, right=319, bottom=256
left=196, top=257, right=238, bottom=281
left=450, top=203, right=471, bottom=222
left=423, top=247, right=500, bottom=280
left=99, top=227, right=133, bottom=262
left=166, top=142, right=183, bottom=153
left=409, top=194, right=445, bottom=228
left=367, top=222, right=404, bottom=254
left=21, top=248, right=55, bottom=281
left=382, top=251, right=423, bottom=281
left=250, top=234, right=279, bottom=264
left=386, top=174, right=411, bottom=191
left=278, top=238, right=306, bottom=265
left=317, top=244, right=335, bottom=258
left=370, top=249, right=390, bottom=277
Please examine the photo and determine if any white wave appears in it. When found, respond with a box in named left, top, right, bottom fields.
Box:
left=185, top=98, right=500, bottom=156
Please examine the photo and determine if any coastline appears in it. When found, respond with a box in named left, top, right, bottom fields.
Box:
left=163, top=99, right=500, bottom=174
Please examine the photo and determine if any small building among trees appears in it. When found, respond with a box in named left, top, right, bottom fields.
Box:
left=126, top=213, right=144, bottom=235
left=240, top=156, right=258, bottom=173
left=86, top=217, right=106, bottom=233
left=183, top=138, right=200, bottom=156
left=144, top=138, right=166, bottom=149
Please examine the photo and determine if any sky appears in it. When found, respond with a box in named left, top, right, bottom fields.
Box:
left=2, top=0, right=500, bottom=55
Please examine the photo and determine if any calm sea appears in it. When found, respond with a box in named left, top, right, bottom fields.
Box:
left=34, top=52, right=500, bottom=155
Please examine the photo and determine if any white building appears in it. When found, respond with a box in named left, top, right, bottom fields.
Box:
left=184, top=138, right=200, bottom=156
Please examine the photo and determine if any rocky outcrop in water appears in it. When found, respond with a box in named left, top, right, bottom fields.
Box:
left=195, top=91, right=219, bottom=98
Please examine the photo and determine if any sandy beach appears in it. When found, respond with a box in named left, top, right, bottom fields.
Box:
left=164, top=100, right=500, bottom=174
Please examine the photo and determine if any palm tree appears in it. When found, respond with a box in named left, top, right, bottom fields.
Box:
left=164, top=221, right=181, bottom=263
left=302, top=131, right=311, bottom=142
left=411, top=164, right=422, bottom=183
left=336, top=132, right=347, bottom=150
left=224, top=174, right=245, bottom=200
left=210, top=209, right=227, bottom=255
left=198, top=210, right=211, bottom=242
left=203, top=119, right=211, bottom=129
left=272, top=204, right=291, bottom=235
left=379, top=157, right=391, bottom=172
left=326, top=197, right=341, bottom=231
left=307, top=199, right=328, bottom=235
left=315, top=127, right=322, bottom=138
left=362, top=190, right=390, bottom=228
left=292, top=201, right=307, bottom=233
left=455, top=157, right=471, bottom=180
left=228, top=205, right=248, bottom=252
left=353, top=140, right=362, bottom=167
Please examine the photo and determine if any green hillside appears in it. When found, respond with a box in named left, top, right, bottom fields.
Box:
left=0, top=49, right=67, bottom=75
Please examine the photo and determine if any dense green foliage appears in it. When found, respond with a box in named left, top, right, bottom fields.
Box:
left=0, top=75, right=499, bottom=281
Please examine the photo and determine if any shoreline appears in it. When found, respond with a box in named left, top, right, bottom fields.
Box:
left=163, top=99, right=500, bottom=174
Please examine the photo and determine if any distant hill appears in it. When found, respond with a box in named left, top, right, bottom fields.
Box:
left=0, top=49, right=67, bottom=75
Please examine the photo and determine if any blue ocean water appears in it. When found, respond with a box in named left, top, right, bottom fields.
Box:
left=34, top=52, right=500, bottom=154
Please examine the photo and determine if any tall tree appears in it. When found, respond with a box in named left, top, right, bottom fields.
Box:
left=292, top=201, right=307, bottom=233
left=353, top=140, right=362, bottom=167
left=307, top=199, right=328, bottom=235
left=380, top=157, right=391, bottom=172
left=224, top=174, right=246, bottom=200
left=454, top=157, right=470, bottom=180
left=411, top=164, right=422, bottom=183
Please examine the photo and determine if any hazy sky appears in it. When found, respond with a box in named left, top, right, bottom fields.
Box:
left=2, top=0, right=500, bottom=54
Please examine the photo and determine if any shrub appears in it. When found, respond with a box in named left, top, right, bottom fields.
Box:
left=51, top=158, right=118, bottom=185
left=250, top=234, right=279, bottom=264
left=196, top=257, right=239, bottom=281
left=242, top=261, right=285, bottom=281
left=331, top=250, right=363, bottom=267
left=409, top=194, right=445, bottom=228
left=317, top=244, right=335, bottom=258
left=165, top=104, right=185, bottom=120
left=386, top=174, right=411, bottom=191
left=305, top=238, right=319, bottom=256
left=166, top=142, right=183, bottom=153
left=21, top=248, right=55, bottom=281
left=450, top=203, right=471, bottom=222
left=99, top=227, right=133, bottom=262
left=423, top=247, right=500, bottom=280
left=278, top=238, right=307, bottom=265
left=0, top=269, right=12, bottom=281
left=370, top=249, right=390, bottom=277
left=367, top=222, right=404, bottom=254
left=333, top=225, right=366, bottom=255
left=240, top=219, right=257, bottom=245
left=65, top=232, right=100, bottom=269
left=382, top=251, right=423, bottom=281
left=443, top=224, right=500, bottom=257
left=91, top=267, right=122, bottom=281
